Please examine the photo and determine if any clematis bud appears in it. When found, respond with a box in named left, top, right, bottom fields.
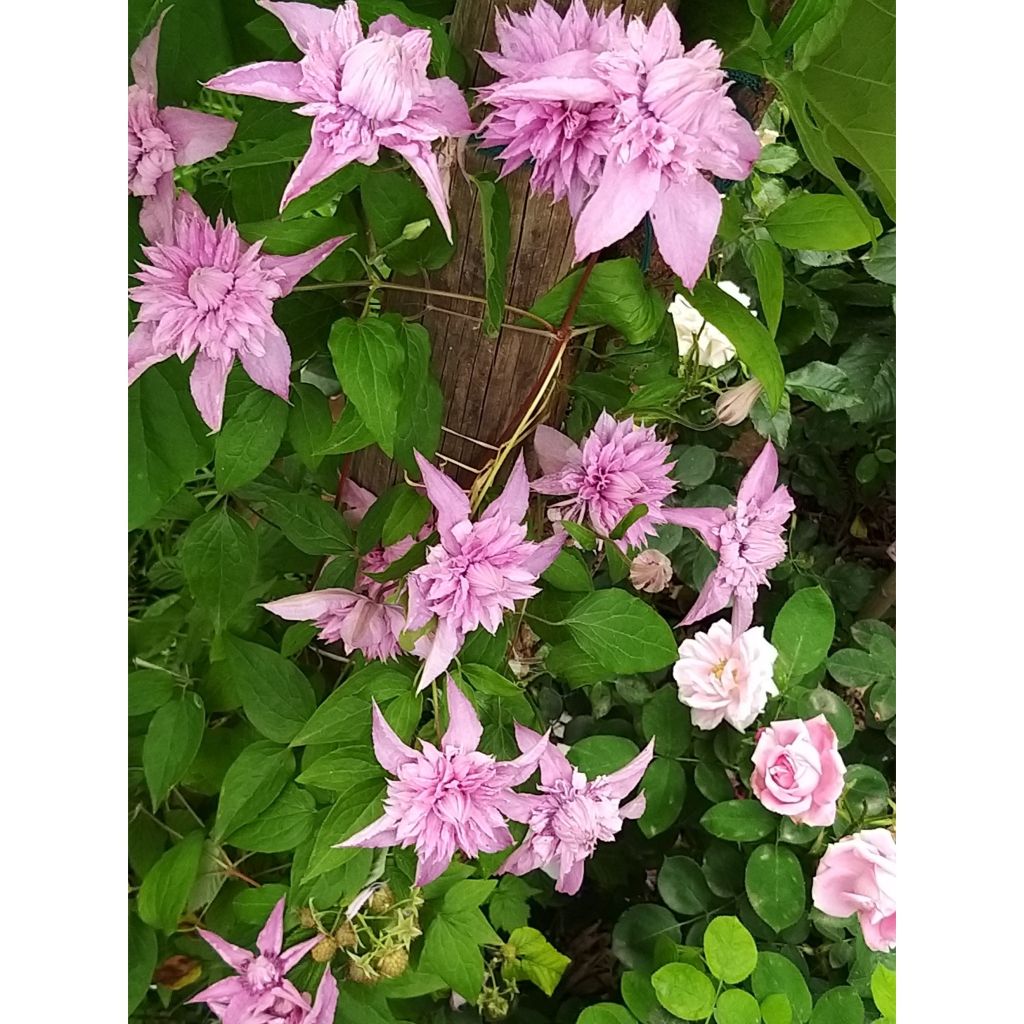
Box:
left=629, top=549, right=673, bottom=594
left=375, top=948, right=410, bottom=978
left=311, top=937, right=337, bottom=963
left=715, top=380, right=764, bottom=426
left=401, top=219, right=431, bottom=241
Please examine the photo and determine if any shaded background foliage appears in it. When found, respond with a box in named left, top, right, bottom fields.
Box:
left=129, top=0, right=895, bottom=1021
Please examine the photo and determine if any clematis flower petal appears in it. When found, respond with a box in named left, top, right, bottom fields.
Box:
left=442, top=675, right=483, bottom=751
left=737, top=440, right=780, bottom=505
left=256, top=898, right=286, bottom=957
left=533, top=425, right=582, bottom=477
left=189, top=353, right=232, bottom=432
left=258, top=0, right=337, bottom=51
left=414, top=451, right=471, bottom=546
left=261, top=236, right=350, bottom=295
left=205, top=60, right=308, bottom=103
left=481, top=453, right=531, bottom=525
left=130, top=9, right=168, bottom=95
left=574, top=157, right=661, bottom=262
left=385, top=139, right=453, bottom=241
left=649, top=172, right=723, bottom=290
left=238, top=324, right=292, bottom=401
left=599, top=739, right=655, bottom=799
left=280, top=129, right=361, bottom=212
left=515, top=722, right=573, bottom=788
left=371, top=700, right=419, bottom=774
left=128, top=322, right=169, bottom=384
left=161, top=107, right=238, bottom=166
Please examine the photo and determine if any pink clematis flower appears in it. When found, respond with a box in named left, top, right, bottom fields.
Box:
left=672, top=441, right=794, bottom=635
left=571, top=8, right=761, bottom=287
left=531, top=410, right=697, bottom=551
left=128, top=191, right=347, bottom=430
left=499, top=724, right=654, bottom=895
left=750, top=715, right=846, bottom=826
left=812, top=828, right=896, bottom=952
left=205, top=1, right=473, bottom=236
left=189, top=897, right=336, bottom=1023
left=338, top=676, right=550, bottom=886
left=406, top=452, right=564, bottom=691
left=263, top=479, right=428, bottom=661
left=129, top=11, right=237, bottom=243
left=476, top=0, right=623, bottom=216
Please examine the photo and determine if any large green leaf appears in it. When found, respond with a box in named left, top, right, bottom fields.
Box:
left=683, top=278, right=785, bottom=410
left=703, top=915, right=758, bottom=983
left=180, top=508, right=258, bottom=633
left=652, top=963, right=717, bottom=1021
left=562, top=590, right=678, bottom=674
left=143, top=692, right=205, bottom=808
left=503, top=926, right=571, bottom=996
left=226, top=782, right=317, bottom=852
left=800, top=0, right=896, bottom=217
left=530, top=258, right=665, bottom=344
left=638, top=758, right=687, bottom=838
left=128, top=360, right=213, bottom=529
left=771, top=586, right=836, bottom=688
left=766, top=194, right=880, bottom=252
left=212, top=741, right=294, bottom=841
left=700, top=800, right=777, bottom=842
left=214, top=389, right=289, bottom=492
left=137, top=831, right=205, bottom=934
left=745, top=845, right=806, bottom=932
left=221, top=636, right=316, bottom=743
left=128, top=912, right=157, bottom=1013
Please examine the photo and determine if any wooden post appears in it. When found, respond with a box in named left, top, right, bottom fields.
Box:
left=351, top=0, right=679, bottom=493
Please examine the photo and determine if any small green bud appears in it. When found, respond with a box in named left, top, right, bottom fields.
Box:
left=400, top=219, right=430, bottom=241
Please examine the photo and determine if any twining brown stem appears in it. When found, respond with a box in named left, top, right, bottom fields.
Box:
left=498, top=252, right=600, bottom=444
left=294, top=279, right=556, bottom=332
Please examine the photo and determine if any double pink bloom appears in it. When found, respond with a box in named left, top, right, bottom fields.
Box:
left=128, top=11, right=236, bottom=243
left=478, top=1, right=760, bottom=286
left=190, top=898, right=336, bottom=1024
left=206, top=0, right=472, bottom=234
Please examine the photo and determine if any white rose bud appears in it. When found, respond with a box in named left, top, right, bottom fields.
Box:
left=629, top=549, right=673, bottom=594
left=715, top=379, right=764, bottom=426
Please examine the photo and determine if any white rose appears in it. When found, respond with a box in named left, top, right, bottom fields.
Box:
left=669, top=281, right=753, bottom=370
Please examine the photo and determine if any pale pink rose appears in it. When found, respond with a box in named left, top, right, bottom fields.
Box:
left=812, top=828, right=896, bottom=952
left=672, top=619, right=777, bottom=731
left=750, top=716, right=846, bottom=826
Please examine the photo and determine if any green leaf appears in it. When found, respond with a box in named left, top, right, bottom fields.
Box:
left=871, top=965, right=896, bottom=1019
left=356, top=483, right=431, bottom=554
left=128, top=360, right=213, bottom=529
left=658, top=856, right=714, bottom=916
left=547, top=639, right=610, bottom=687
left=772, top=587, right=836, bottom=688
left=217, top=129, right=310, bottom=169
left=233, top=884, right=290, bottom=925
left=786, top=363, right=861, bottom=412
left=752, top=952, right=813, bottom=1024
left=361, top=170, right=455, bottom=274
left=226, top=783, right=317, bottom=852
left=610, top=504, right=650, bottom=542
left=684, top=277, right=785, bottom=411
left=809, top=987, right=864, bottom=1024
left=543, top=549, right=594, bottom=592
left=329, top=317, right=405, bottom=456
left=143, top=692, right=205, bottom=808
left=577, top=1005, right=639, bottom=1024
left=651, top=963, right=717, bottom=1021
left=150, top=0, right=233, bottom=105
left=639, top=758, right=687, bottom=838
left=700, top=801, right=777, bottom=842
left=862, top=232, right=895, bottom=286
left=800, top=0, right=895, bottom=217
left=288, top=383, right=334, bottom=470
left=391, top=320, right=443, bottom=473
left=766, top=195, right=880, bottom=252
left=297, top=750, right=382, bottom=790
left=761, top=994, right=794, bottom=1024
left=839, top=764, right=891, bottom=822
left=460, top=664, right=523, bottom=698
left=212, top=741, right=294, bottom=841
left=770, top=0, right=834, bottom=56
left=214, top=388, right=291, bottom=490
left=838, top=338, right=895, bottom=425
left=703, top=915, right=758, bottom=983
left=674, top=446, right=716, bottom=487
left=530, top=258, right=665, bottom=344
left=504, top=926, right=571, bottom=996
left=745, top=845, right=806, bottom=932
left=282, top=163, right=369, bottom=219
left=180, top=509, right=258, bottom=633
left=470, top=172, right=512, bottom=336
left=795, top=688, right=855, bottom=747
left=314, top=401, right=375, bottom=457
left=741, top=238, right=784, bottom=336
left=488, top=875, right=538, bottom=933
left=128, top=669, right=177, bottom=716
left=827, top=648, right=881, bottom=688
left=302, top=777, right=386, bottom=881
left=222, top=636, right=316, bottom=743
left=128, top=912, right=157, bottom=1013
left=421, top=914, right=488, bottom=1000
left=563, top=590, right=678, bottom=674
left=641, top=686, right=692, bottom=758
left=714, top=989, right=760, bottom=1024
left=137, top=831, right=205, bottom=933
left=568, top=736, right=640, bottom=778
left=244, top=486, right=355, bottom=556
left=612, top=905, right=681, bottom=973
left=756, top=143, right=801, bottom=175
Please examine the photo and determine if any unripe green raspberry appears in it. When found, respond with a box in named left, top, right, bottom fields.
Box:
left=346, top=960, right=379, bottom=985
left=367, top=884, right=394, bottom=914
left=334, top=920, right=358, bottom=949
left=311, top=937, right=337, bottom=963
left=374, top=948, right=409, bottom=979
left=298, top=907, right=317, bottom=930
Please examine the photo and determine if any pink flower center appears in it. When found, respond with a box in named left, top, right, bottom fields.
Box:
left=768, top=754, right=797, bottom=790
left=243, top=954, right=282, bottom=993
left=187, top=266, right=235, bottom=312
left=128, top=90, right=175, bottom=195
